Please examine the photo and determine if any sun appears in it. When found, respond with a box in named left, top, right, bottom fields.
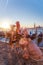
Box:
left=1, top=22, right=10, bottom=29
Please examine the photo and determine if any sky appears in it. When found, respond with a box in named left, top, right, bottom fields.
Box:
left=0, top=0, right=43, bottom=28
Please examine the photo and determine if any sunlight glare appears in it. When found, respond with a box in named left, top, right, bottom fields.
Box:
left=1, top=22, right=10, bottom=29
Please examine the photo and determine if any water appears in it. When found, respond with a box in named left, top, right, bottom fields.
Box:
left=0, top=37, right=9, bottom=43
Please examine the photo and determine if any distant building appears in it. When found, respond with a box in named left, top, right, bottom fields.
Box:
left=27, top=26, right=43, bottom=35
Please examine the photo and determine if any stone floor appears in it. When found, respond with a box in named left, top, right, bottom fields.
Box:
left=0, top=42, right=43, bottom=65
